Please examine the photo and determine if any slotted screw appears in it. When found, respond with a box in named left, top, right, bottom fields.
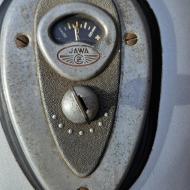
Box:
left=16, top=34, right=29, bottom=48
left=124, top=32, right=138, bottom=46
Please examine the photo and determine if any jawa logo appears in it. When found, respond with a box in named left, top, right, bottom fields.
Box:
left=70, top=48, right=89, bottom=54
left=58, top=45, right=100, bottom=66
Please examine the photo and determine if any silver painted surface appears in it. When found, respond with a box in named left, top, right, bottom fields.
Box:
left=1, top=0, right=190, bottom=190
left=0, top=1, right=33, bottom=190
left=0, top=124, right=33, bottom=190
left=37, top=2, right=117, bottom=81
left=132, top=0, right=190, bottom=190
left=0, top=0, right=151, bottom=190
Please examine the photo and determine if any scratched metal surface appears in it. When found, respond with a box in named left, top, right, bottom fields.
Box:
left=1, top=0, right=190, bottom=190
left=0, top=0, right=151, bottom=190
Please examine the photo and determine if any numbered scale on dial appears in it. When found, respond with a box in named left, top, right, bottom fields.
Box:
left=50, top=15, right=103, bottom=45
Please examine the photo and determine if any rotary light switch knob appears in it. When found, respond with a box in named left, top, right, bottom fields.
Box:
left=62, top=86, right=99, bottom=124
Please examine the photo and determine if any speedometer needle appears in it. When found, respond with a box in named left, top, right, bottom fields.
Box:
left=74, top=26, right=80, bottom=42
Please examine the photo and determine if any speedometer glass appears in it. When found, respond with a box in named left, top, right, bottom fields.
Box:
left=50, top=15, right=103, bottom=45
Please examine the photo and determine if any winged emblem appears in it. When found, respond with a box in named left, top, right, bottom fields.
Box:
left=58, top=44, right=100, bottom=66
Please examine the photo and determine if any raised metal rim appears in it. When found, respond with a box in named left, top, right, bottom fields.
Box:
left=37, top=2, right=117, bottom=81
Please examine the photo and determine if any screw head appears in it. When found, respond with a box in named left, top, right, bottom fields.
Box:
left=124, top=32, right=138, bottom=46
left=16, top=34, right=29, bottom=48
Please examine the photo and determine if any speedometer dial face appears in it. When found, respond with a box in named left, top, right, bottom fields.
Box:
left=49, top=15, right=103, bottom=45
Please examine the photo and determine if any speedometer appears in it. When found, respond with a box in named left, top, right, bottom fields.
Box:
left=50, top=15, right=103, bottom=45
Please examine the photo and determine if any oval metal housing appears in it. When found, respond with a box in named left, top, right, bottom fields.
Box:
left=0, top=0, right=152, bottom=189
